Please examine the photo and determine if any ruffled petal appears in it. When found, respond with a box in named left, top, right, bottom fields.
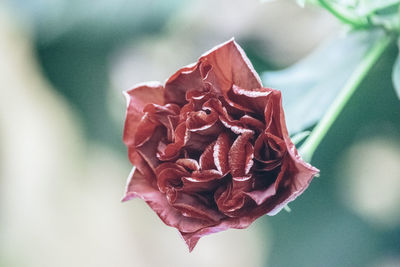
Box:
left=176, top=158, right=200, bottom=171
left=135, top=126, right=165, bottom=171
left=229, top=132, right=254, bottom=178
left=123, top=168, right=217, bottom=234
left=165, top=63, right=204, bottom=105
left=239, top=115, right=265, bottom=132
left=181, top=170, right=223, bottom=192
left=170, top=191, right=224, bottom=223
left=134, top=114, right=159, bottom=147
left=180, top=216, right=254, bottom=252
left=222, top=85, right=272, bottom=114
left=263, top=90, right=319, bottom=215
left=199, top=141, right=217, bottom=170
left=157, top=122, right=186, bottom=161
left=155, top=163, right=188, bottom=193
left=203, top=98, right=253, bottom=135
left=123, top=82, right=164, bottom=147
left=198, top=39, right=263, bottom=94
left=213, top=132, right=231, bottom=174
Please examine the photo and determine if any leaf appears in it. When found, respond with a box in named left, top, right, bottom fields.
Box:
left=392, top=40, right=400, bottom=99
left=262, top=29, right=384, bottom=134
left=359, top=0, right=400, bottom=16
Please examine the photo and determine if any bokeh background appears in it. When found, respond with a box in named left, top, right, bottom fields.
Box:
left=0, top=0, right=399, bottom=266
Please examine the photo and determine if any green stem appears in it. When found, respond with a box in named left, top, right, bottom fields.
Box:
left=318, top=0, right=369, bottom=28
left=299, top=34, right=393, bottom=162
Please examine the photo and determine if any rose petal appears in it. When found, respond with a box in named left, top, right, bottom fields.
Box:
left=165, top=63, right=204, bottom=105
left=229, top=132, right=254, bottom=178
left=176, top=158, right=200, bottom=171
left=134, top=114, right=159, bottom=147
left=123, top=82, right=164, bottom=147
left=245, top=184, right=276, bottom=206
left=263, top=90, right=319, bottom=214
left=181, top=169, right=223, bottom=192
left=180, top=216, right=254, bottom=252
left=184, top=131, right=216, bottom=151
left=254, top=132, right=286, bottom=165
left=186, top=110, right=219, bottom=133
left=264, top=90, right=284, bottom=137
left=199, top=39, right=263, bottom=94
left=123, top=168, right=217, bottom=234
left=188, top=169, right=223, bottom=182
left=213, top=132, right=231, bottom=174
left=156, top=165, right=188, bottom=193
left=226, top=85, right=272, bottom=113
left=203, top=98, right=253, bottom=135
left=170, top=191, right=224, bottom=223
left=239, top=115, right=265, bottom=131
left=199, top=141, right=217, bottom=170
left=215, top=177, right=254, bottom=217
left=136, top=126, right=165, bottom=171
left=157, top=122, right=186, bottom=161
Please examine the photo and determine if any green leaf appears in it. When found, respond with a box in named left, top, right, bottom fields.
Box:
left=262, top=29, right=384, bottom=134
left=392, top=41, right=400, bottom=99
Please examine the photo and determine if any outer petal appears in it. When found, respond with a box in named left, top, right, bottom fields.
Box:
left=264, top=90, right=319, bottom=215
left=180, top=216, right=254, bottom=252
left=123, top=82, right=164, bottom=149
left=225, top=85, right=272, bottom=114
left=164, top=39, right=263, bottom=106
left=122, top=167, right=219, bottom=234
left=164, top=63, right=203, bottom=105
left=199, top=39, right=263, bottom=94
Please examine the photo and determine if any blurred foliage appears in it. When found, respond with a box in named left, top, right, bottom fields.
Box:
left=262, top=29, right=383, bottom=134
left=393, top=39, right=400, bottom=98
left=304, top=0, right=400, bottom=104
left=301, top=0, right=400, bottom=32
left=262, top=41, right=400, bottom=267
left=6, top=0, right=189, bottom=149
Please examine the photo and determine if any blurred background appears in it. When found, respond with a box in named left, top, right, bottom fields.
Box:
left=0, top=0, right=399, bottom=266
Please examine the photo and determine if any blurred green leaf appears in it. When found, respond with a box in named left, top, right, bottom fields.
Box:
left=262, top=30, right=384, bottom=134
left=392, top=40, right=400, bottom=98
left=307, top=0, right=400, bottom=31
left=7, top=0, right=186, bottom=44
left=359, top=0, right=400, bottom=15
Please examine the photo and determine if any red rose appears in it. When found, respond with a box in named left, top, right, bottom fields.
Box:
left=122, top=39, right=319, bottom=251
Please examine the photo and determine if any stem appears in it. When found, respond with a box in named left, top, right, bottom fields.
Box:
left=318, top=0, right=369, bottom=28
left=299, top=34, right=393, bottom=162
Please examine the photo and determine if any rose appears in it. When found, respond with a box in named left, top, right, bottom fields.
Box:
left=122, top=39, right=319, bottom=251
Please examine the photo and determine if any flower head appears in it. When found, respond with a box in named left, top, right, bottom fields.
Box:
left=123, top=39, right=319, bottom=251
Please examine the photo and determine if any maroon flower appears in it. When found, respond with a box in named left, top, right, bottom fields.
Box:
left=122, top=39, right=319, bottom=251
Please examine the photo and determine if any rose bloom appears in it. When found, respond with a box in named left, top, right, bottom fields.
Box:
left=122, top=39, right=319, bottom=251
